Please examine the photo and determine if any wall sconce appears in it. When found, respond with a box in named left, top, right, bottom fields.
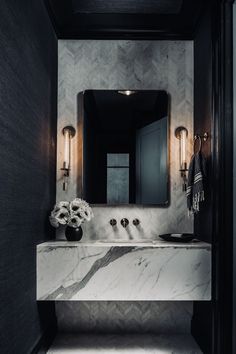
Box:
left=61, top=125, right=76, bottom=191
left=175, top=126, right=188, bottom=191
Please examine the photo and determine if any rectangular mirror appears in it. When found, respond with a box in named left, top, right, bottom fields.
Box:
left=80, top=90, right=169, bottom=205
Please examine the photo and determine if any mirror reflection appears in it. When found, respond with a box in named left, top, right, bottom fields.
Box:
left=81, top=90, right=169, bottom=205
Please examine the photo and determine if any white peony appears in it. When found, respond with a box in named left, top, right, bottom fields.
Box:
left=68, top=215, right=83, bottom=228
left=57, top=201, right=70, bottom=210
left=50, top=207, right=69, bottom=225
left=70, top=198, right=94, bottom=222
left=70, top=198, right=88, bottom=211
left=49, top=198, right=93, bottom=228
left=76, top=208, right=93, bottom=221
left=53, top=201, right=69, bottom=212
left=69, top=198, right=82, bottom=213
left=49, top=215, right=60, bottom=228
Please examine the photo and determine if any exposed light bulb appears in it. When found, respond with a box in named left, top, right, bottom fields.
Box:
left=175, top=126, right=188, bottom=191
left=180, top=128, right=187, bottom=170
left=63, top=128, right=70, bottom=170
left=61, top=126, right=76, bottom=191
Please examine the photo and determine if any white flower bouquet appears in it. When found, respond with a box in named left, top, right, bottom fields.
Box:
left=49, top=198, right=94, bottom=229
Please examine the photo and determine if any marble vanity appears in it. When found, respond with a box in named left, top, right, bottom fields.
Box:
left=37, top=239, right=211, bottom=301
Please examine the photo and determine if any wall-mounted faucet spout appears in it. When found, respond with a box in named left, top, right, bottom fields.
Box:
left=133, top=219, right=140, bottom=226
left=110, top=219, right=117, bottom=227
left=121, top=218, right=129, bottom=228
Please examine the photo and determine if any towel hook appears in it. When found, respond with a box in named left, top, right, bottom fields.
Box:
left=194, top=132, right=208, bottom=153
left=194, top=135, right=202, bottom=153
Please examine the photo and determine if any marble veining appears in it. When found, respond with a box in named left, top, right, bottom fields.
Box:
left=55, top=39, right=195, bottom=334
left=37, top=240, right=211, bottom=301
left=57, top=40, right=194, bottom=240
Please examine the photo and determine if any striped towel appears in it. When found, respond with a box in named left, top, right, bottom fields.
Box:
left=187, top=152, right=206, bottom=214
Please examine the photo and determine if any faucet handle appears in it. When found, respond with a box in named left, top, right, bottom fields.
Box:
left=133, top=218, right=140, bottom=226
left=121, top=218, right=129, bottom=228
left=110, top=219, right=117, bottom=227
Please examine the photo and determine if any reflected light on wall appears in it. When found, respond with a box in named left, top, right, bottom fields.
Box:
left=61, top=125, right=76, bottom=191
left=175, top=126, right=188, bottom=191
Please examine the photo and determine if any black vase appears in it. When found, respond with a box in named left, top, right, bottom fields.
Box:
left=65, top=225, right=83, bottom=241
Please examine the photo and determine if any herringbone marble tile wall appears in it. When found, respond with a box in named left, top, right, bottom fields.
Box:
left=56, top=301, right=192, bottom=334
left=57, top=40, right=193, bottom=240
left=56, top=41, right=194, bottom=333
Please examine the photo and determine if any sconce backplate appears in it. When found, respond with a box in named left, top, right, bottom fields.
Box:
left=174, top=126, right=188, bottom=139
left=62, top=125, right=76, bottom=138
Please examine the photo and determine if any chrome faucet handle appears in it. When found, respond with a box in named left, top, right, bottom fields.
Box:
left=110, top=219, right=117, bottom=227
left=121, top=218, right=129, bottom=228
left=133, top=219, right=140, bottom=226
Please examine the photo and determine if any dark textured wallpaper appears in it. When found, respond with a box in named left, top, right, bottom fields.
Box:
left=192, top=4, right=213, bottom=354
left=0, top=1, right=57, bottom=353
left=194, top=4, right=213, bottom=244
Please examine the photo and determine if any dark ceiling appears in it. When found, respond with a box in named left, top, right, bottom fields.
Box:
left=72, top=0, right=183, bottom=15
left=45, top=0, right=208, bottom=39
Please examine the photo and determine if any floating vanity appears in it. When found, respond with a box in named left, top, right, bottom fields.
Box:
left=37, top=239, right=211, bottom=301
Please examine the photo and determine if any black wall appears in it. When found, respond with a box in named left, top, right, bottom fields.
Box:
left=194, top=4, right=213, bottom=244
left=0, top=1, right=57, bottom=353
left=193, top=3, right=235, bottom=353
left=233, top=5, right=236, bottom=353
left=192, top=3, right=213, bottom=353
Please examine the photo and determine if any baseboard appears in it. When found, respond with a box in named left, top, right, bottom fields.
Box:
left=31, top=322, right=57, bottom=354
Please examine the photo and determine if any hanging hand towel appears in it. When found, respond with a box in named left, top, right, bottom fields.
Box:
left=187, top=152, right=206, bottom=214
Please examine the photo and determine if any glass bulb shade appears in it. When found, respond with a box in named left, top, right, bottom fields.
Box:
left=63, top=128, right=71, bottom=169
left=180, top=128, right=187, bottom=170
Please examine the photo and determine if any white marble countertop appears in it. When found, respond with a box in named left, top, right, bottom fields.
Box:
left=37, top=238, right=211, bottom=301
left=38, top=239, right=211, bottom=249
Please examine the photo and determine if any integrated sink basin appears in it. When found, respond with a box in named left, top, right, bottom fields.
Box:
left=37, top=239, right=211, bottom=301
left=87, top=239, right=159, bottom=247
left=94, top=239, right=154, bottom=243
left=49, top=238, right=206, bottom=248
